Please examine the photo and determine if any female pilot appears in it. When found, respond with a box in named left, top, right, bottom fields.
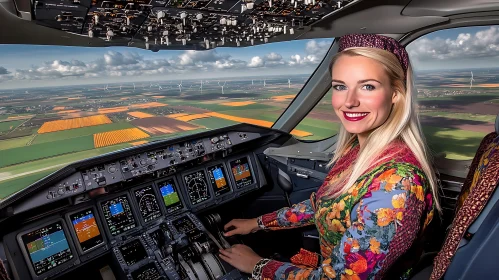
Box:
left=217, top=34, right=439, bottom=280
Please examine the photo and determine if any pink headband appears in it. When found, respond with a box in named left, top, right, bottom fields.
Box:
left=338, top=34, right=409, bottom=78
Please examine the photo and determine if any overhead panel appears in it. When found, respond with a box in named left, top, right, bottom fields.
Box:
left=30, top=0, right=358, bottom=50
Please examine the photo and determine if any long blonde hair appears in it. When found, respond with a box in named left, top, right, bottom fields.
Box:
left=326, top=47, right=441, bottom=212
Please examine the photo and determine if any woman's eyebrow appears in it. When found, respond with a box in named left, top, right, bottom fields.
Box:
left=332, top=79, right=381, bottom=84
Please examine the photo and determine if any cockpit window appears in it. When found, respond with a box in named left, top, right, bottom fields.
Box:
left=0, top=39, right=333, bottom=198
left=407, top=25, right=499, bottom=160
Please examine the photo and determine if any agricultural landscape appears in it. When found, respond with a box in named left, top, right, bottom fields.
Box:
left=0, top=69, right=498, bottom=198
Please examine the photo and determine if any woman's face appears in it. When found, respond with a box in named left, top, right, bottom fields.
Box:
left=331, top=54, right=397, bottom=140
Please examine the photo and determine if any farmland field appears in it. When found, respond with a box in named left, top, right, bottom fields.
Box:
left=1, top=135, right=94, bottom=168
left=33, top=122, right=134, bottom=144
left=38, top=115, right=112, bottom=133
left=0, top=120, right=23, bottom=133
left=94, top=128, right=150, bottom=148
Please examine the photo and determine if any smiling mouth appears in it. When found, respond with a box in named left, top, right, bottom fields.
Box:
left=343, top=111, right=369, bottom=121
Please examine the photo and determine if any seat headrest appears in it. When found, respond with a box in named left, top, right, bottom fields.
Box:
left=496, top=113, right=499, bottom=133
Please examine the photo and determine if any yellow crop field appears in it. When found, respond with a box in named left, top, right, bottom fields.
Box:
left=98, top=106, right=129, bottom=114
left=131, top=102, right=167, bottom=109
left=153, top=96, right=166, bottom=98
left=131, top=140, right=148, bottom=146
left=38, top=115, right=112, bottom=134
left=175, top=114, right=210, bottom=122
left=272, top=95, right=296, bottom=101
left=120, top=97, right=129, bottom=100
left=205, top=112, right=312, bottom=137
left=57, top=110, right=80, bottom=114
left=68, top=97, right=84, bottom=100
left=53, top=106, right=66, bottom=111
left=94, top=128, right=150, bottom=148
left=222, top=101, right=256, bottom=107
left=128, top=111, right=155, bottom=118
left=167, top=113, right=189, bottom=118
left=7, top=115, right=34, bottom=120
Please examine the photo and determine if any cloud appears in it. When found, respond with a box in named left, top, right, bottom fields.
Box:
left=248, top=56, right=264, bottom=68
left=305, top=40, right=331, bottom=57
left=407, top=26, right=499, bottom=61
left=288, top=54, right=320, bottom=66
left=265, top=52, right=282, bottom=61
left=0, top=39, right=330, bottom=84
left=0, top=67, right=11, bottom=75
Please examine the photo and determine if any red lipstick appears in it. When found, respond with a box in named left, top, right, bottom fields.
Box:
left=343, top=111, right=369, bottom=121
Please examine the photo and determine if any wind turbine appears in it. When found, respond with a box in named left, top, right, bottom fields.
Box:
left=200, top=80, right=203, bottom=93
left=178, top=81, right=183, bottom=92
left=120, top=84, right=122, bottom=91
left=263, top=79, right=266, bottom=87
left=219, top=81, right=227, bottom=94
left=105, top=84, right=109, bottom=91
left=288, top=79, right=291, bottom=88
left=158, top=84, right=163, bottom=90
left=470, top=71, right=475, bottom=89
left=133, top=83, right=136, bottom=91
left=252, top=79, right=254, bottom=85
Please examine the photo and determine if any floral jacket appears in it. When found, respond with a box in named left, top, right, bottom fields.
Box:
left=254, top=139, right=434, bottom=280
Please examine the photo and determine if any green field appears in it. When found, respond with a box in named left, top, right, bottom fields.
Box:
left=0, top=168, right=58, bottom=199
left=420, top=112, right=496, bottom=123
left=191, top=118, right=239, bottom=129
left=0, top=136, right=32, bottom=150
left=0, top=135, right=94, bottom=168
left=0, top=120, right=23, bottom=133
left=0, top=143, right=131, bottom=199
left=33, top=122, right=134, bottom=144
left=423, top=126, right=486, bottom=160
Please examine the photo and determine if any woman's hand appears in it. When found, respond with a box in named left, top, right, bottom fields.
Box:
left=218, top=244, right=262, bottom=274
left=223, top=218, right=260, bottom=236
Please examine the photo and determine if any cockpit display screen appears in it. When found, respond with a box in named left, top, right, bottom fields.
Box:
left=207, top=164, right=231, bottom=196
left=133, top=185, right=162, bottom=223
left=69, top=208, right=104, bottom=253
left=157, top=179, right=183, bottom=214
left=229, top=157, right=254, bottom=189
left=131, top=262, right=162, bottom=280
left=119, top=239, right=147, bottom=266
left=20, top=222, right=74, bottom=276
left=101, top=195, right=136, bottom=236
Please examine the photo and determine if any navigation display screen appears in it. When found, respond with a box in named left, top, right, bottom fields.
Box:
left=229, top=157, right=254, bottom=189
left=69, top=209, right=104, bottom=253
left=20, top=221, right=74, bottom=276
left=157, top=179, right=183, bottom=214
left=207, top=164, right=231, bottom=196
left=183, top=171, right=211, bottom=205
left=133, top=185, right=162, bottom=223
left=119, top=239, right=147, bottom=266
left=101, top=195, right=136, bottom=236
left=131, top=262, right=162, bottom=280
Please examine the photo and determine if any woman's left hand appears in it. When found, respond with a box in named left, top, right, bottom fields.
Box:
left=218, top=244, right=263, bottom=274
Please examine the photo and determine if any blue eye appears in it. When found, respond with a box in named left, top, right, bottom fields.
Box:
left=362, top=84, right=375, bottom=91
left=332, top=85, right=346, bottom=91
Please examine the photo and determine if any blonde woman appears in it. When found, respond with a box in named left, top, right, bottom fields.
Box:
left=218, top=34, right=438, bottom=280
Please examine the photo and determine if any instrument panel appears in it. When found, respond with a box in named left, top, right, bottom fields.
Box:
left=24, top=0, right=358, bottom=51
left=4, top=152, right=261, bottom=280
left=1, top=125, right=273, bottom=280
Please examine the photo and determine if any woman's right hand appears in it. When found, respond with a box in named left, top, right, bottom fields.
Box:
left=223, top=218, right=260, bottom=236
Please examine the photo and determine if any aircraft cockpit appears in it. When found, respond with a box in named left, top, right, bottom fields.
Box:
left=0, top=1, right=498, bottom=280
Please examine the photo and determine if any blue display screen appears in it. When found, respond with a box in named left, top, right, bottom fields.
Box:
left=109, top=203, right=124, bottom=216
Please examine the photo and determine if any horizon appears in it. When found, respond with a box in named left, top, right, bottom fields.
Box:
left=0, top=67, right=497, bottom=91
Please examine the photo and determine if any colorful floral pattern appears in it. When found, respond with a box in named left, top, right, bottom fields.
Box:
left=258, top=140, right=434, bottom=280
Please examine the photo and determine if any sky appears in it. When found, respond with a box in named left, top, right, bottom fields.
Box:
left=0, top=25, right=497, bottom=89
